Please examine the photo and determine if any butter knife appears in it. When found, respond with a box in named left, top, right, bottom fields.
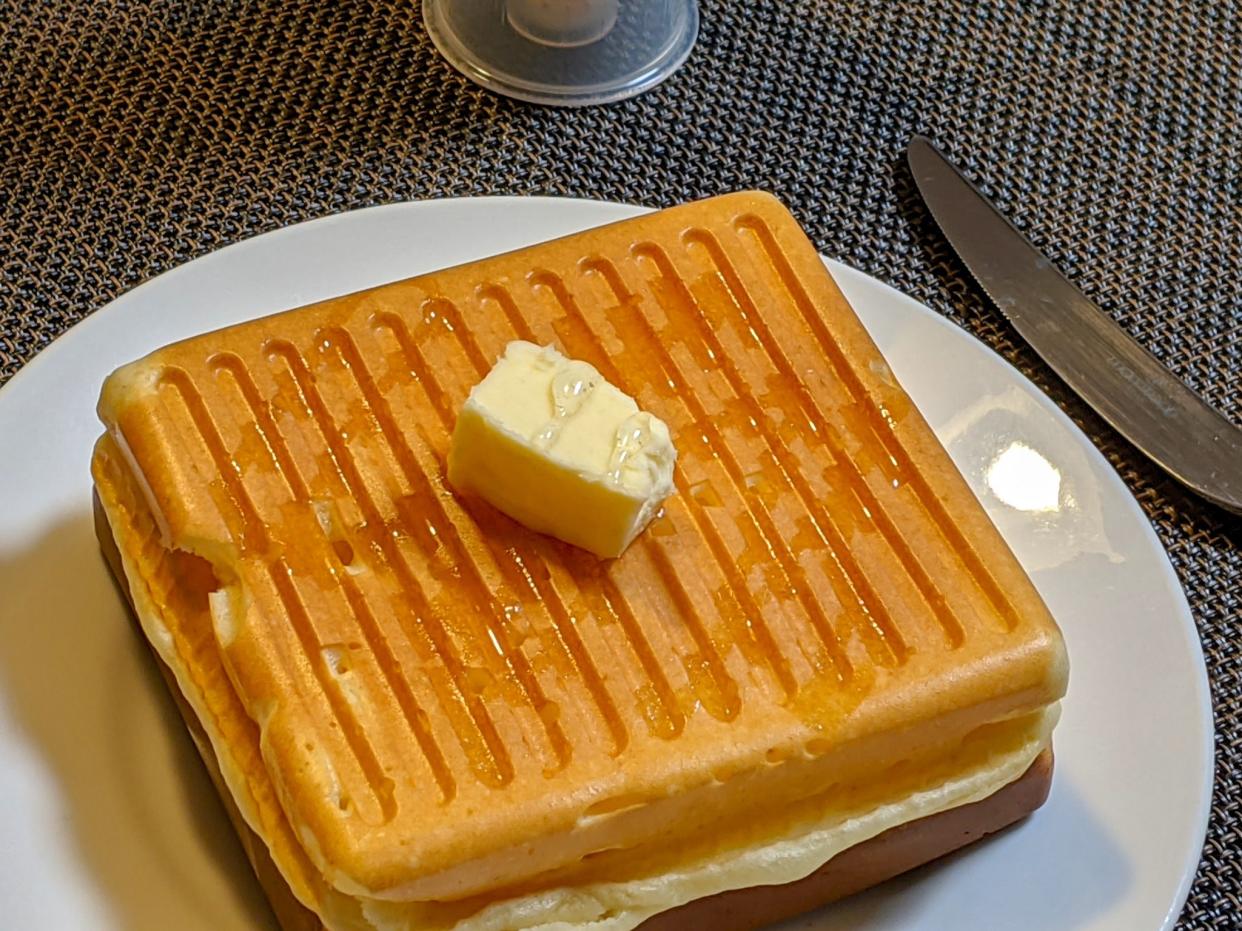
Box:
left=907, top=135, right=1242, bottom=515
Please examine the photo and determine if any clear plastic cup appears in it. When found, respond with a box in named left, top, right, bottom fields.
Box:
left=423, top=0, right=699, bottom=106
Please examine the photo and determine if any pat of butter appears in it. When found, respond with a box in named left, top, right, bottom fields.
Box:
left=447, top=341, right=676, bottom=558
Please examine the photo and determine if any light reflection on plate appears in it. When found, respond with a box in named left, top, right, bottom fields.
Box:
left=986, top=442, right=1063, bottom=514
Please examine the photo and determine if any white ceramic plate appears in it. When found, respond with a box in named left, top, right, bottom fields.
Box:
left=0, top=198, right=1212, bottom=931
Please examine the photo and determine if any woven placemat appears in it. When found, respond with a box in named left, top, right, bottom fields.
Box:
left=2, top=0, right=1239, bottom=925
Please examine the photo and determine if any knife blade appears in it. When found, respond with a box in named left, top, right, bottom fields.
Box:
left=907, top=135, right=1242, bottom=515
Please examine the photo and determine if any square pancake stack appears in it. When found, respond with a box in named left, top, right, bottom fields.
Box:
left=92, top=192, right=1067, bottom=931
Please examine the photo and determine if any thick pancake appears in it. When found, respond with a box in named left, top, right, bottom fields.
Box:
left=94, top=191, right=1067, bottom=916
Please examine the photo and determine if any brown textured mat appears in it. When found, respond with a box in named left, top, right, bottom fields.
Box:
left=2, top=1, right=1239, bottom=926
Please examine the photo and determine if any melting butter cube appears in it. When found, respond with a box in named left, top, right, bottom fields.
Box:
left=447, top=341, right=676, bottom=558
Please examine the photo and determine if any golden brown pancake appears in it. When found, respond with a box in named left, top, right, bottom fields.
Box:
left=93, top=191, right=1067, bottom=930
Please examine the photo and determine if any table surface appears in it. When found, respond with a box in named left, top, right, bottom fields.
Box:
left=1, top=1, right=1238, bottom=927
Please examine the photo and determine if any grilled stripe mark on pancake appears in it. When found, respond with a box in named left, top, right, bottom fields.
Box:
left=209, top=352, right=457, bottom=801
left=479, top=282, right=538, bottom=344
left=159, top=366, right=399, bottom=820
left=531, top=268, right=742, bottom=722
left=736, top=214, right=1014, bottom=636
left=265, top=340, right=516, bottom=788
left=374, top=305, right=630, bottom=757
left=319, top=324, right=573, bottom=775
left=442, top=287, right=686, bottom=740
left=615, top=244, right=858, bottom=681
left=729, top=217, right=967, bottom=646
left=680, top=230, right=915, bottom=663
left=579, top=255, right=799, bottom=700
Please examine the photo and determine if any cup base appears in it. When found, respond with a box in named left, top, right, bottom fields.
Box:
left=423, top=0, right=699, bottom=107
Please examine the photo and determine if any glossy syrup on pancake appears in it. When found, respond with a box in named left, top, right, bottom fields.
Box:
left=94, top=191, right=1067, bottom=928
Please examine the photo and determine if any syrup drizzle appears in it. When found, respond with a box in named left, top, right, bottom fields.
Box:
left=535, top=360, right=598, bottom=448
left=208, top=352, right=457, bottom=801
left=734, top=214, right=999, bottom=638
left=606, top=413, right=651, bottom=484
left=263, top=341, right=517, bottom=789
left=373, top=308, right=632, bottom=755
left=158, top=366, right=400, bottom=820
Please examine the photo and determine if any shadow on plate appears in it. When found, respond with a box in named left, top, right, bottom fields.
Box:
left=777, top=775, right=1130, bottom=930
left=0, top=510, right=277, bottom=930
